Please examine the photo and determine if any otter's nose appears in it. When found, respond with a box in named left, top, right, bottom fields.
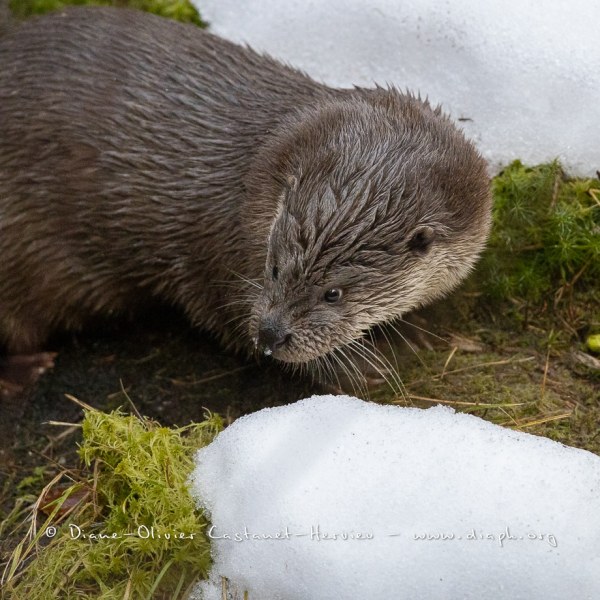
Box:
left=257, top=316, right=292, bottom=356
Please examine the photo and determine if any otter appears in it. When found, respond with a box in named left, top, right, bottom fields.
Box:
left=0, top=7, right=492, bottom=375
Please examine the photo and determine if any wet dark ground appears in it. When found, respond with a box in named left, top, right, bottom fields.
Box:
left=0, top=309, right=318, bottom=524
left=2, top=299, right=598, bottom=581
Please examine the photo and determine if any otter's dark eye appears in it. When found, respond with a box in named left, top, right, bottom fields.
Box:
left=324, top=288, right=343, bottom=303
left=272, top=266, right=279, bottom=280
left=408, top=226, right=436, bottom=255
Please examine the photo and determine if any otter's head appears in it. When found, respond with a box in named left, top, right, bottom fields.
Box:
left=247, top=90, right=492, bottom=363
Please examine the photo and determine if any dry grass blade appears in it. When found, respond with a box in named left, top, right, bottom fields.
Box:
left=401, top=395, right=527, bottom=409
left=2, top=470, right=73, bottom=587
left=510, top=412, right=573, bottom=429
left=407, top=356, right=536, bottom=386
left=441, top=346, right=458, bottom=378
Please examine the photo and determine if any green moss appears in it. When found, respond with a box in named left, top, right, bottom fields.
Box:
left=476, top=161, right=600, bottom=308
left=3, top=405, right=223, bottom=599
left=9, top=0, right=207, bottom=26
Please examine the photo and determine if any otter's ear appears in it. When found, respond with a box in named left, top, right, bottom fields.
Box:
left=408, top=225, right=436, bottom=255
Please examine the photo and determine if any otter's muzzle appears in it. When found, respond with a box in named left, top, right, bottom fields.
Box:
left=257, top=315, right=292, bottom=357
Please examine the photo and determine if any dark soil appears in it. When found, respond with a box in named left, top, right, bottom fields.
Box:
left=0, top=310, right=317, bottom=545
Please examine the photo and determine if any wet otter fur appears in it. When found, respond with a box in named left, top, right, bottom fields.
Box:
left=0, top=7, right=492, bottom=374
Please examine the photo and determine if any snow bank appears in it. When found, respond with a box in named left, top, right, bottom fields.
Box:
left=189, top=395, right=600, bottom=600
left=193, top=0, right=600, bottom=177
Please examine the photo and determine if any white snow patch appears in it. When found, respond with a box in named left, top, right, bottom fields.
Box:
left=189, top=394, right=600, bottom=600
left=192, top=0, right=600, bottom=177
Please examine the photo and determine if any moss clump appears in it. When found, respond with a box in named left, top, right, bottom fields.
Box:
left=3, top=404, right=223, bottom=599
left=9, top=0, right=207, bottom=26
left=477, top=160, right=600, bottom=307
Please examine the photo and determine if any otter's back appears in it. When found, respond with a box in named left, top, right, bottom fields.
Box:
left=0, top=7, right=327, bottom=351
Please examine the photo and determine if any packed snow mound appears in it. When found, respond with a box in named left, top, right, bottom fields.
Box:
left=189, top=395, right=600, bottom=600
left=194, top=0, right=600, bottom=177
